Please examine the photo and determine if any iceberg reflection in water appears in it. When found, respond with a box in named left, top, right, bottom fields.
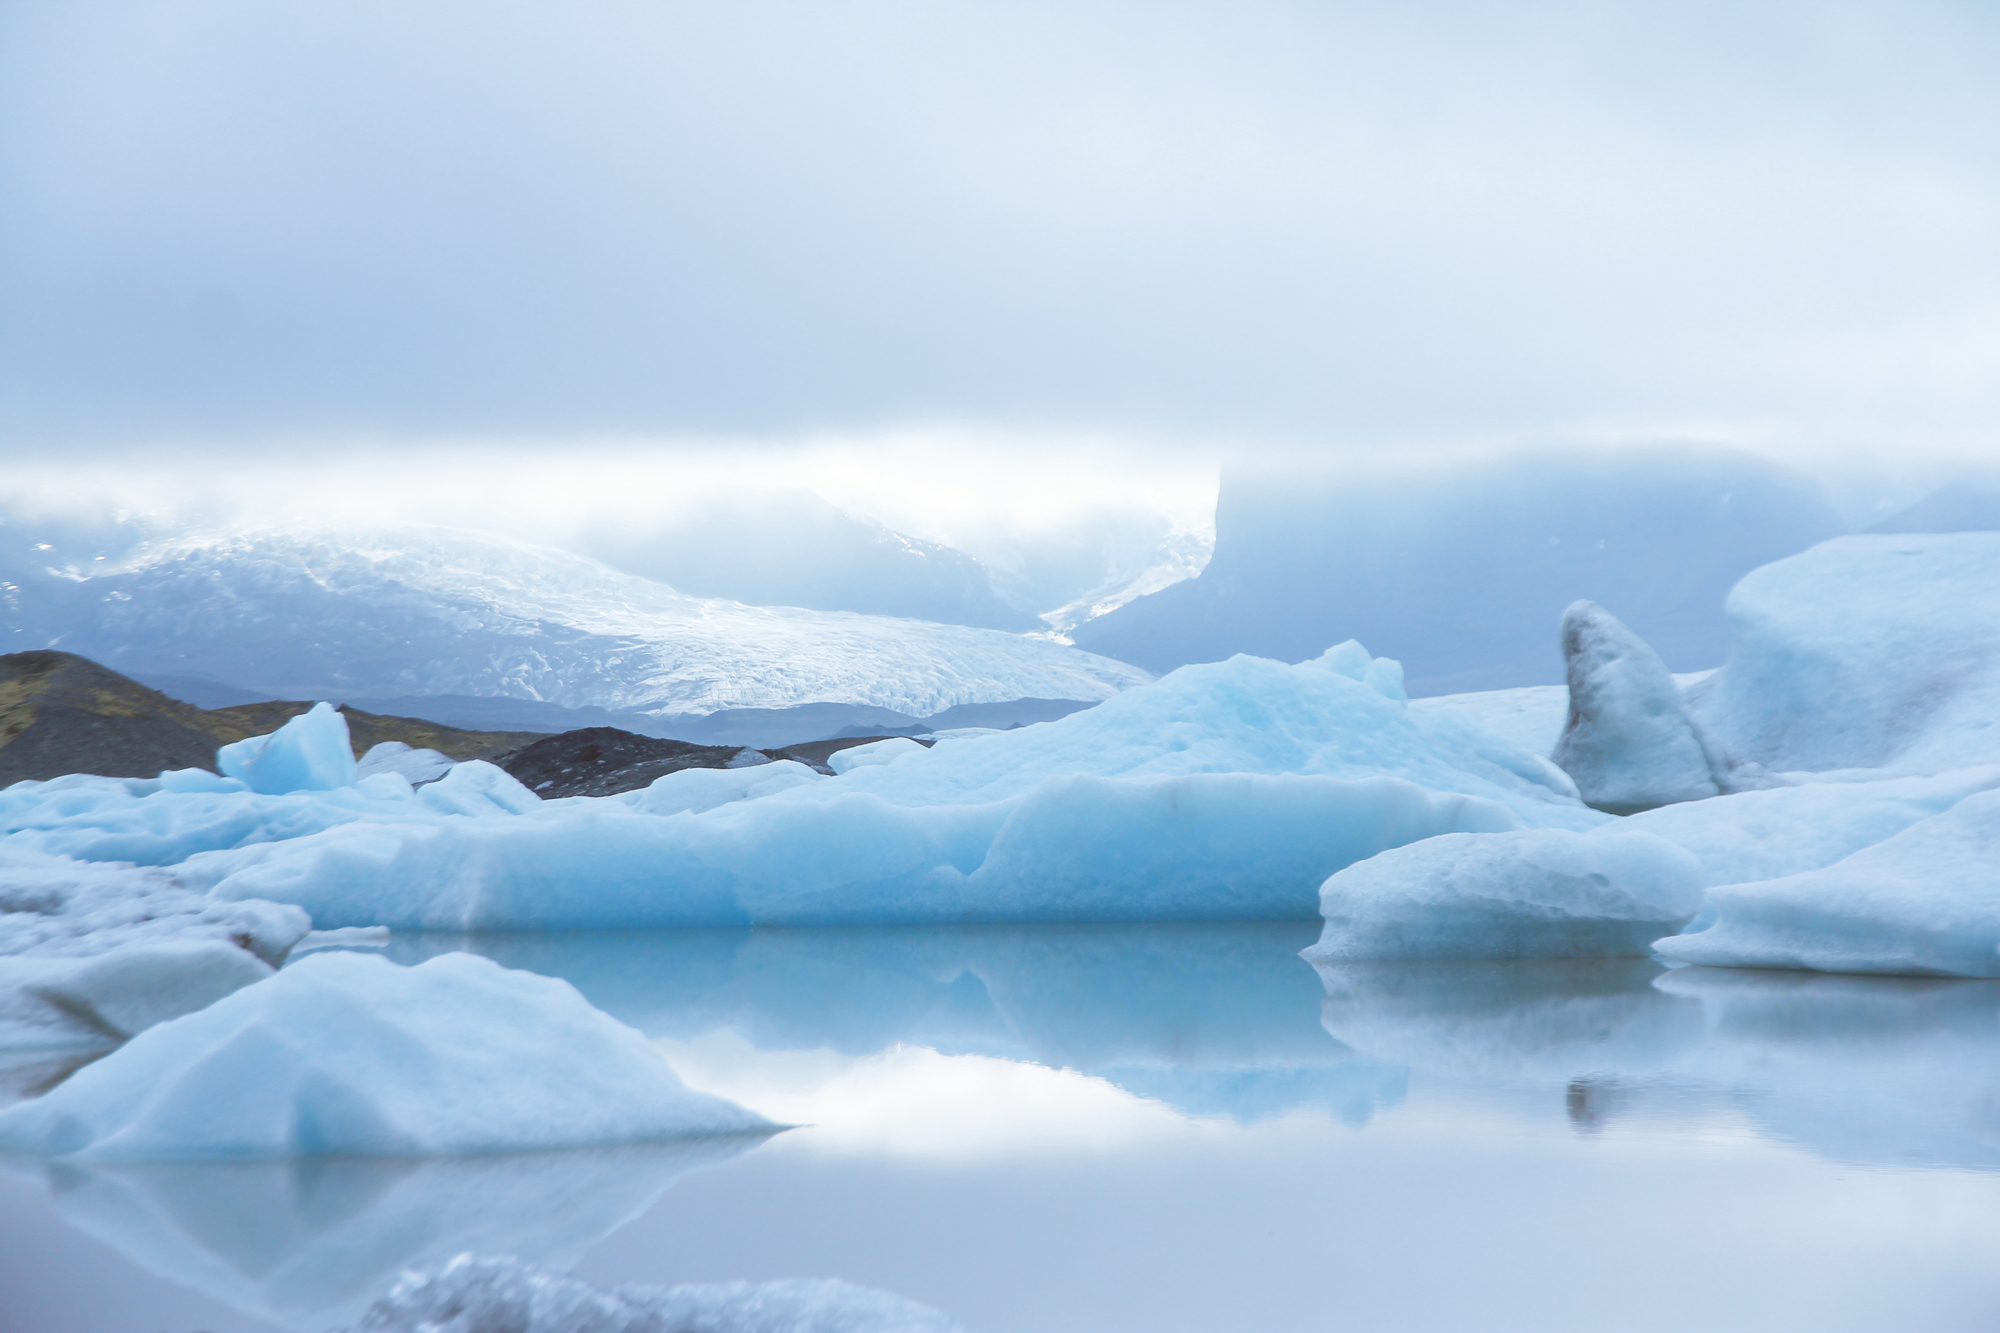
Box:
left=1316, top=957, right=2000, bottom=1172
left=4, top=923, right=2000, bottom=1332
left=5, top=1137, right=770, bottom=1331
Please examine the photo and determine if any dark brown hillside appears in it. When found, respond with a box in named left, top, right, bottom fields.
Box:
left=0, top=650, right=225, bottom=786
left=0, top=650, right=546, bottom=785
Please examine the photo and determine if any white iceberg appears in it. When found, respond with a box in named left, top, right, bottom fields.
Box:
left=1689, top=533, right=2000, bottom=775
left=0, top=950, right=774, bottom=1160
left=216, top=702, right=359, bottom=794
left=355, top=740, right=454, bottom=786
left=0, top=846, right=310, bottom=1046
left=828, top=736, right=927, bottom=774
left=1617, top=765, right=2000, bottom=887
left=1549, top=601, right=1723, bottom=812
left=1652, top=787, right=2000, bottom=977
left=1304, top=828, right=1705, bottom=961
left=347, top=1254, right=967, bottom=1333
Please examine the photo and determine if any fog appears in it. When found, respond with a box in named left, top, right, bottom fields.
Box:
left=4, top=1, right=1999, bottom=471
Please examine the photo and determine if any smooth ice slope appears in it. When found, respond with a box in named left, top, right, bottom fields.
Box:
left=1652, top=787, right=2000, bottom=977
left=0, top=951, right=772, bottom=1160
left=0, top=847, right=309, bottom=1044
left=1549, top=602, right=1721, bottom=812
left=1305, top=829, right=1704, bottom=961
left=1690, top=533, right=2000, bottom=774
left=217, top=703, right=358, bottom=794
left=164, top=645, right=1597, bottom=928
left=349, top=1255, right=967, bottom=1333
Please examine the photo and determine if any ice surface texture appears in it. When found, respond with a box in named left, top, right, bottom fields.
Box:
left=1305, top=828, right=1705, bottom=961
left=348, top=1254, right=967, bottom=1333
left=158, top=646, right=1593, bottom=928
left=1549, top=601, right=1722, bottom=812
left=1652, top=787, right=2000, bottom=977
left=0, top=846, right=309, bottom=1046
left=1690, top=533, right=2000, bottom=774
left=0, top=951, right=773, bottom=1159
left=216, top=701, right=359, bottom=793
left=356, top=740, right=454, bottom=786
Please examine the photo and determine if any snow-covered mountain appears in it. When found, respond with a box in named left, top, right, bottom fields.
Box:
left=4, top=526, right=1151, bottom=716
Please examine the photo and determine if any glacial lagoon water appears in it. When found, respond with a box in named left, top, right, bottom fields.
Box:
left=4, top=922, right=1999, bottom=1332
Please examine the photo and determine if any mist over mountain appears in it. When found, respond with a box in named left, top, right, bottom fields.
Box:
left=1070, top=447, right=1846, bottom=695
left=578, top=491, right=1039, bottom=631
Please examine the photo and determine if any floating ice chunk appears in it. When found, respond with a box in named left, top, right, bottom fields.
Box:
left=185, top=772, right=1519, bottom=929
left=3, top=940, right=273, bottom=1047
left=0, top=950, right=774, bottom=1160
left=1690, top=533, right=2000, bottom=774
left=1617, top=765, right=2000, bottom=887
left=355, top=741, right=454, bottom=786
left=216, top=703, right=359, bottom=794
left=415, top=760, right=541, bottom=816
left=618, top=759, right=823, bottom=817
left=1549, top=602, right=1720, bottom=813
left=0, top=847, right=310, bottom=1044
left=1305, top=828, right=1705, bottom=961
left=1652, top=787, right=2000, bottom=977
left=725, top=746, right=774, bottom=768
left=347, top=1254, right=968, bottom=1333
left=828, top=736, right=927, bottom=774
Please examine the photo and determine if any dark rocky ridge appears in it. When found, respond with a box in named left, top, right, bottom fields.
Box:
left=493, top=728, right=938, bottom=797
left=0, top=651, right=546, bottom=785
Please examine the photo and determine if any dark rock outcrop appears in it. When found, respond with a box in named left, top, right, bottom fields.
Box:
left=0, top=651, right=225, bottom=786
left=0, top=650, right=548, bottom=785
left=493, top=728, right=769, bottom=798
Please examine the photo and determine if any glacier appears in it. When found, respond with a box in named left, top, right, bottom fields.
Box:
left=11, top=524, right=1152, bottom=718
left=0, top=950, right=772, bottom=1160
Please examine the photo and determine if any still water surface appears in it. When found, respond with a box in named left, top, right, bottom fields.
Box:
left=4, top=922, right=1998, bottom=1332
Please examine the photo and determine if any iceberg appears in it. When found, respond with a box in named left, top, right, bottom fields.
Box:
left=1689, top=533, right=2000, bottom=775
left=1617, top=765, right=2000, bottom=887
left=1548, top=601, right=1723, bottom=812
left=828, top=735, right=927, bottom=774
left=0, top=644, right=1593, bottom=930
left=355, top=740, right=454, bottom=786
left=0, top=846, right=309, bottom=1046
left=216, top=702, right=359, bottom=794
left=1304, top=828, right=1704, bottom=961
left=0, top=951, right=774, bottom=1160
left=346, top=1254, right=967, bottom=1333
left=1651, top=787, right=2000, bottom=977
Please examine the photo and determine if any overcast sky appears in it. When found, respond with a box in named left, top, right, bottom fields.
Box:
left=3, top=1, right=1997, bottom=528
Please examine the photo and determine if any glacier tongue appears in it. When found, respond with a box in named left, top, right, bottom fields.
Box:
left=36, top=525, right=1153, bottom=717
